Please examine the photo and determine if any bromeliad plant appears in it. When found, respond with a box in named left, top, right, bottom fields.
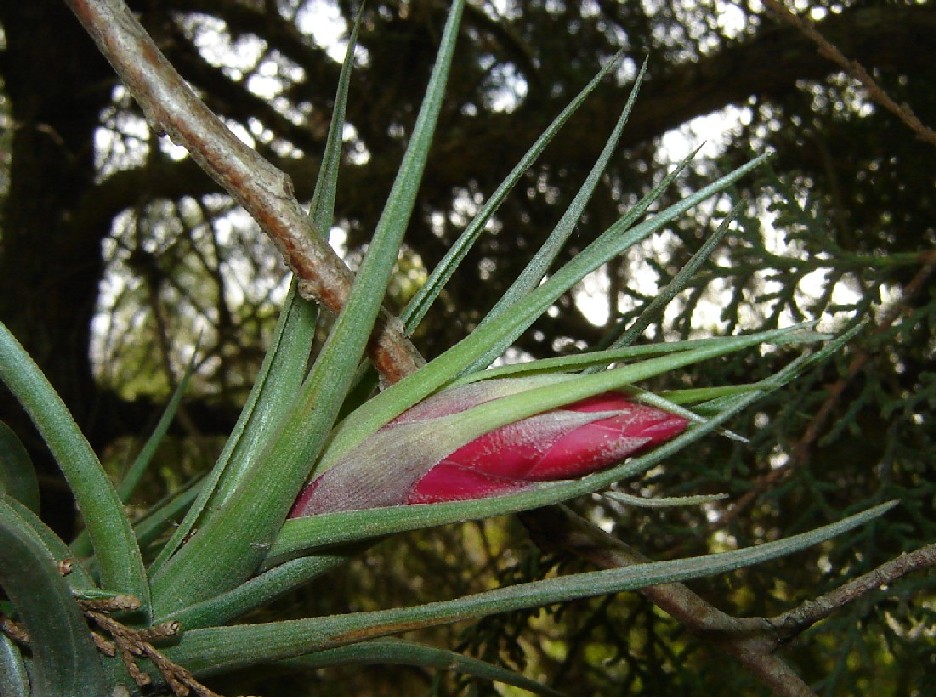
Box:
left=0, top=0, right=896, bottom=695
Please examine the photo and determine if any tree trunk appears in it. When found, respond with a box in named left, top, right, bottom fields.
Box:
left=0, top=2, right=114, bottom=537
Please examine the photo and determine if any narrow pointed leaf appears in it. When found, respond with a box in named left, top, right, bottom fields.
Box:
left=134, top=476, right=202, bottom=552
left=280, top=638, right=564, bottom=697
left=150, top=0, right=467, bottom=618
left=603, top=491, right=727, bottom=507
left=149, top=15, right=359, bottom=573
left=601, top=200, right=744, bottom=351
left=3, top=494, right=97, bottom=593
left=0, top=322, right=148, bottom=606
left=69, top=352, right=198, bottom=560
left=484, top=58, right=649, bottom=324
left=0, top=498, right=111, bottom=695
left=449, top=324, right=823, bottom=383
left=324, top=154, right=770, bottom=464
left=0, top=633, right=29, bottom=697
left=162, top=552, right=356, bottom=630
left=119, top=355, right=196, bottom=503
left=158, top=502, right=896, bottom=677
left=402, top=50, right=626, bottom=334
left=464, top=147, right=754, bottom=374
left=0, top=420, right=39, bottom=513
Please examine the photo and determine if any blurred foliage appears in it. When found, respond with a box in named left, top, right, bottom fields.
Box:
left=1, top=0, right=934, bottom=694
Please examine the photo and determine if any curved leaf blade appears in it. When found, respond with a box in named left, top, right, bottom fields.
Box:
left=150, top=0, right=468, bottom=618
left=0, top=420, right=40, bottom=514
left=281, top=638, right=564, bottom=697
left=323, top=153, right=771, bottom=464
left=402, top=51, right=626, bottom=334
left=162, top=552, right=354, bottom=630
left=2, top=494, right=97, bottom=593
left=483, top=58, right=649, bottom=325
left=0, top=498, right=111, bottom=695
left=0, top=322, right=148, bottom=607
left=0, top=632, right=30, bottom=697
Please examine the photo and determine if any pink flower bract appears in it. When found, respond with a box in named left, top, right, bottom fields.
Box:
left=407, top=392, right=687, bottom=504
left=290, top=382, right=687, bottom=516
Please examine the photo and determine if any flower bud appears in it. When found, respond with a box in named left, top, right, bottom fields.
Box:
left=289, top=380, right=687, bottom=517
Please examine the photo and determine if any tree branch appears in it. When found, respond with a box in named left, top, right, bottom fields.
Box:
left=521, top=505, right=816, bottom=697
left=76, top=5, right=936, bottom=278
left=65, top=0, right=423, bottom=384
left=522, top=507, right=936, bottom=697
left=763, top=0, right=936, bottom=148
left=768, top=542, right=936, bottom=642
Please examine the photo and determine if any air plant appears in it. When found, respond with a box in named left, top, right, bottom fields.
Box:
left=0, top=0, right=893, bottom=694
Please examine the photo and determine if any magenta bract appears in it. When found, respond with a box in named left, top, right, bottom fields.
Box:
left=289, top=382, right=687, bottom=516
left=407, top=392, right=687, bottom=504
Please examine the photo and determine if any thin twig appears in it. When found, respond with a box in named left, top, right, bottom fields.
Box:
left=76, top=593, right=142, bottom=613
left=769, top=542, right=936, bottom=641
left=763, top=0, right=936, bottom=148
left=3, top=596, right=213, bottom=697
left=64, top=0, right=424, bottom=384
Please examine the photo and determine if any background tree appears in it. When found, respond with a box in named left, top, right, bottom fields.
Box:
left=0, top=0, right=933, bottom=694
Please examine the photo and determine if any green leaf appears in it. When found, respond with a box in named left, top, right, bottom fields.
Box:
left=148, top=9, right=358, bottom=570
left=465, top=149, right=759, bottom=374
left=117, top=352, right=196, bottom=503
left=447, top=326, right=824, bottom=383
left=161, top=551, right=356, bottom=630
left=280, top=638, right=564, bottom=697
left=150, top=0, right=468, bottom=619
left=402, top=50, right=626, bottom=335
left=0, top=420, right=40, bottom=514
left=305, top=7, right=359, bottom=235
left=0, top=322, right=149, bottom=609
left=147, top=9, right=356, bottom=570
left=484, top=58, right=649, bottom=325
left=148, top=281, right=318, bottom=576
left=600, top=200, right=745, bottom=352
left=0, top=632, right=30, bottom=697
left=70, top=352, right=198, bottom=559
left=602, top=490, right=728, bottom=508
left=158, top=502, right=896, bottom=677
left=0, top=497, right=111, bottom=695
left=2, top=494, right=97, bottom=593
left=134, top=476, right=203, bottom=552
left=323, top=153, right=771, bottom=465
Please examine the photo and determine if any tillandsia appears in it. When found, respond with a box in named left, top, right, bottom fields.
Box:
left=289, top=378, right=688, bottom=516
